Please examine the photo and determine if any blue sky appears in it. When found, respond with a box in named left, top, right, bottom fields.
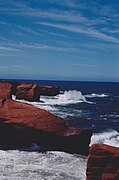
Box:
left=0, top=0, right=119, bottom=82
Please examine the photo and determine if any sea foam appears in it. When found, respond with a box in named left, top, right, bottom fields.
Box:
left=0, top=150, right=86, bottom=180
left=12, top=90, right=87, bottom=106
left=90, top=129, right=119, bottom=147
left=40, top=90, right=87, bottom=105
left=12, top=90, right=88, bottom=116
left=85, top=93, right=108, bottom=98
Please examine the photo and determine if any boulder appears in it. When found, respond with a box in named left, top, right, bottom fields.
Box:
left=39, top=85, right=60, bottom=96
left=0, top=81, right=13, bottom=99
left=86, top=144, right=119, bottom=180
left=0, top=98, right=92, bottom=154
left=16, top=82, right=40, bottom=101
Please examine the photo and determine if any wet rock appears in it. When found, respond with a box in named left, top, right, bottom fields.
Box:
left=86, top=144, right=119, bottom=180
left=39, top=85, right=60, bottom=96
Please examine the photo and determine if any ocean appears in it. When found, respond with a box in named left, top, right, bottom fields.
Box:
left=1, top=80, right=119, bottom=179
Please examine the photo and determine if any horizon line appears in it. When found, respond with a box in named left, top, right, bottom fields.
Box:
left=0, top=78, right=119, bottom=84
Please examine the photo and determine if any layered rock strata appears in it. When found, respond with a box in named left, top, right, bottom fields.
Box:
left=86, top=144, right=119, bottom=180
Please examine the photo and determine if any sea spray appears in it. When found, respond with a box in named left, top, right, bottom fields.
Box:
left=12, top=91, right=88, bottom=118
left=40, top=90, right=87, bottom=105
left=12, top=90, right=87, bottom=105
left=90, top=129, right=119, bottom=147
left=85, top=93, right=108, bottom=98
left=0, top=150, right=86, bottom=180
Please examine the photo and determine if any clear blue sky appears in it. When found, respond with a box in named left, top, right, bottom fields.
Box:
left=0, top=0, right=119, bottom=82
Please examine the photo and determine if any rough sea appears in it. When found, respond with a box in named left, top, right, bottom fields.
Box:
left=1, top=80, right=119, bottom=179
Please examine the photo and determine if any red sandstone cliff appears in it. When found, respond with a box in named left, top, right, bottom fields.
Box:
left=86, top=144, right=119, bottom=180
left=0, top=98, right=92, bottom=154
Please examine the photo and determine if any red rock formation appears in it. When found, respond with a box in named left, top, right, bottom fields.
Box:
left=39, top=85, right=60, bottom=96
left=16, top=82, right=40, bottom=101
left=0, top=98, right=92, bottom=154
left=86, top=144, right=119, bottom=180
left=0, top=81, right=60, bottom=101
left=0, top=81, right=12, bottom=99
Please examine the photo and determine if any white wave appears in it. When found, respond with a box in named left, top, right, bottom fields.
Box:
left=85, top=93, right=108, bottom=98
left=0, top=150, right=86, bottom=179
left=40, top=90, right=87, bottom=105
left=12, top=95, right=58, bottom=111
left=12, top=91, right=93, bottom=119
left=90, top=129, right=119, bottom=147
left=12, top=90, right=87, bottom=106
left=12, top=94, right=16, bottom=100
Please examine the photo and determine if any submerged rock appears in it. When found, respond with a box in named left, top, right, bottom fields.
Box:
left=39, top=85, right=60, bottom=96
left=16, top=82, right=40, bottom=101
left=0, top=98, right=92, bottom=154
left=86, top=144, right=119, bottom=180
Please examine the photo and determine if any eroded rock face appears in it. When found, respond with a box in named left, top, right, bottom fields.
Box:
left=16, top=82, right=40, bottom=101
left=0, top=98, right=92, bottom=154
left=0, top=81, right=60, bottom=102
left=86, top=144, right=119, bottom=180
left=0, top=81, right=12, bottom=99
left=39, top=85, right=60, bottom=96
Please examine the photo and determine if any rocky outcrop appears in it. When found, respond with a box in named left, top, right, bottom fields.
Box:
left=86, top=144, right=119, bottom=180
left=0, top=81, right=60, bottom=101
left=0, top=81, right=13, bottom=99
left=0, top=98, right=92, bottom=154
left=39, top=85, right=60, bottom=96
left=16, top=82, right=40, bottom=101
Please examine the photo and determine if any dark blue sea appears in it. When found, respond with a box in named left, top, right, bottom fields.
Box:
left=0, top=79, right=119, bottom=179
left=12, top=79, right=119, bottom=147
left=39, top=80, right=119, bottom=132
